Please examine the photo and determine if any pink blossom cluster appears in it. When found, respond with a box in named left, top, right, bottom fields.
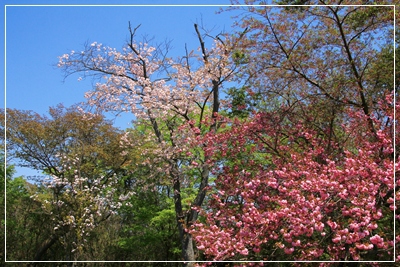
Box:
left=58, top=37, right=233, bottom=123
left=190, top=96, right=398, bottom=263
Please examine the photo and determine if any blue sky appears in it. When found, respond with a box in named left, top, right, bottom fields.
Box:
left=4, top=2, right=241, bottom=120
left=2, top=1, right=246, bottom=177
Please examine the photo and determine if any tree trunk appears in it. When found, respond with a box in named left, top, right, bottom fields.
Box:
left=32, top=234, right=58, bottom=263
left=173, top=160, right=210, bottom=266
left=181, top=230, right=196, bottom=267
left=172, top=161, right=196, bottom=266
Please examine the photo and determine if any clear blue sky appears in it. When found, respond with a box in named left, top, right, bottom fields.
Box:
left=2, top=1, right=247, bottom=178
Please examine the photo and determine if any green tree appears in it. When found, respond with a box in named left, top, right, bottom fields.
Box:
left=3, top=165, right=62, bottom=262
left=1, top=105, right=131, bottom=261
left=112, top=189, right=181, bottom=263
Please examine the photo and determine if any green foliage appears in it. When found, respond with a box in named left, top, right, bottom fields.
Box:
left=5, top=173, right=58, bottom=261
left=232, top=50, right=248, bottom=65
left=347, top=5, right=388, bottom=31
left=226, top=87, right=260, bottom=118
left=113, top=190, right=181, bottom=261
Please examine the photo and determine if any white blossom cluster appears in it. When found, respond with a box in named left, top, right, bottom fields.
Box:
left=32, top=153, right=134, bottom=253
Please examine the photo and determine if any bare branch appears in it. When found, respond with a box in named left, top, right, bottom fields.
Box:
left=194, top=23, right=208, bottom=64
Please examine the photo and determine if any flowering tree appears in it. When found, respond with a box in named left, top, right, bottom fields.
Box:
left=3, top=105, right=132, bottom=260
left=55, top=2, right=396, bottom=263
left=58, top=23, right=247, bottom=264
left=188, top=1, right=397, bottom=264
left=190, top=94, right=398, bottom=263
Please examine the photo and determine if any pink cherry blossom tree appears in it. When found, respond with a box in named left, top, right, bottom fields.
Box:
left=58, top=22, right=247, bottom=264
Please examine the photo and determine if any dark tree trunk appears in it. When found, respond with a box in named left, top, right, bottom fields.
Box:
left=172, top=156, right=211, bottom=266
left=31, top=234, right=58, bottom=264
left=172, top=161, right=195, bottom=266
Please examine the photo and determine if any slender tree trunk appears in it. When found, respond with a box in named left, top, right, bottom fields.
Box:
left=181, top=231, right=195, bottom=267
left=172, top=161, right=195, bottom=266
left=172, top=158, right=212, bottom=266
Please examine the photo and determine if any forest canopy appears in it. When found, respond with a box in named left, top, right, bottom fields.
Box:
left=2, top=1, right=398, bottom=266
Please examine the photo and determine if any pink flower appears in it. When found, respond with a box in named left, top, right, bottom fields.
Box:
left=332, top=235, right=341, bottom=244
left=284, top=247, right=294, bottom=254
left=191, top=161, right=199, bottom=167
left=292, top=239, right=301, bottom=247
left=240, top=248, right=249, bottom=255
left=314, top=222, right=324, bottom=232
left=370, top=234, right=384, bottom=246
left=327, top=220, right=338, bottom=230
